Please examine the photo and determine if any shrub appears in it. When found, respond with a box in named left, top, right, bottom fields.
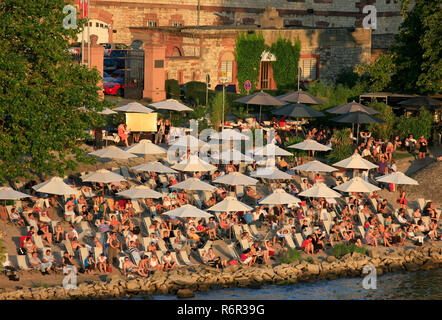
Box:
left=210, top=92, right=224, bottom=130
left=367, top=102, right=397, bottom=140
left=396, top=107, right=434, bottom=140
left=165, top=79, right=180, bottom=99
left=269, top=36, right=301, bottom=90
left=327, top=128, right=354, bottom=163
left=331, top=244, right=368, bottom=258
left=184, top=81, right=207, bottom=106
left=279, top=248, right=302, bottom=264
left=0, top=239, right=5, bottom=271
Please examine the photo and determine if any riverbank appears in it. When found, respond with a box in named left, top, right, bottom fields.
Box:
left=0, top=244, right=440, bottom=300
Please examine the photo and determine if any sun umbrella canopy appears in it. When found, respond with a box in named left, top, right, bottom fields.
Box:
left=211, top=149, right=254, bottom=164
left=210, top=129, right=250, bottom=141
left=213, top=172, right=258, bottom=186
left=98, top=108, right=117, bottom=115
left=171, top=177, right=216, bottom=191
left=298, top=182, right=342, bottom=198
left=288, top=139, right=332, bottom=152
left=333, top=153, right=378, bottom=170
left=0, top=187, right=30, bottom=200
left=114, top=102, right=154, bottom=113
left=250, top=167, right=293, bottom=180
left=259, top=188, right=301, bottom=205
left=253, top=144, right=292, bottom=157
left=333, top=177, right=380, bottom=193
left=169, top=135, right=206, bottom=148
left=125, top=139, right=167, bottom=155
left=131, top=161, right=178, bottom=173
left=234, top=91, right=286, bottom=106
left=207, top=196, right=253, bottom=212
left=398, top=97, right=441, bottom=106
left=276, top=90, right=325, bottom=105
left=33, top=177, right=78, bottom=196
left=82, top=169, right=126, bottom=184
left=162, top=204, right=213, bottom=218
left=326, top=101, right=379, bottom=115
left=150, top=99, right=193, bottom=112
left=89, top=146, right=137, bottom=160
left=271, top=103, right=325, bottom=118
left=375, top=171, right=419, bottom=185
left=116, top=185, right=163, bottom=199
left=172, top=155, right=217, bottom=172
left=331, top=111, right=385, bottom=124
left=292, top=160, right=338, bottom=172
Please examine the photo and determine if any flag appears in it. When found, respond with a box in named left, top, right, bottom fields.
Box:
left=75, top=0, right=88, bottom=18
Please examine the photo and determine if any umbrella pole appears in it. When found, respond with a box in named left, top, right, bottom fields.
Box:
left=259, top=105, right=262, bottom=124
left=356, top=123, right=360, bottom=145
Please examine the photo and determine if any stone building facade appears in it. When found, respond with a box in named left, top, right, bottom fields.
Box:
left=88, top=0, right=404, bottom=44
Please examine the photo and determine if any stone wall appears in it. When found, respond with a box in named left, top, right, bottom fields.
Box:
left=90, top=0, right=404, bottom=45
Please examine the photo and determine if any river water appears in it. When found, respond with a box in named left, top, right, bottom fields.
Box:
left=150, top=268, right=442, bottom=300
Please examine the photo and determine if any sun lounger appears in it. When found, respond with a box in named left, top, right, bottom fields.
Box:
left=417, top=198, right=426, bottom=212
left=63, top=240, right=75, bottom=257
left=322, top=220, right=331, bottom=236
left=293, top=233, right=304, bottom=248
left=157, top=239, right=168, bottom=252
left=32, top=235, right=45, bottom=250
left=284, top=234, right=296, bottom=249
left=78, top=247, right=89, bottom=268
left=131, top=200, right=142, bottom=214
left=232, top=225, right=243, bottom=241
left=239, top=239, right=250, bottom=251
left=93, top=247, right=103, bottom=262
left=227, top=243, right=241, bottom=260
left=370, top=198, right=378, bottom=212
left=357, top=226, right=365, bottom=238
left=422, top=216, right=430, bottom=229
left=15, top=255, right=29, bottom=270
left=170, top=251, right=181, bottom=266
left=377, top=214, right=385, bottom=226
left=250, top=225, right=261, bottom=238
left=142, top=217, right=151, bottom=233
left=179, top=250, right=194, bottom=266
left=358, top=212, right=366, bottom=225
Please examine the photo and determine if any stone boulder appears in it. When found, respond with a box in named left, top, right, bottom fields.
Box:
left=177, top=289, right=195, bottom=298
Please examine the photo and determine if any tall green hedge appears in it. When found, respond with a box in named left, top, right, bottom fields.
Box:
left=270, top=36, right=301, bottom=89
left=184, top=81, right=207, bottom=106
left=165, top=79, right=180, bottom=99
left=235, top=31, right=267, bottom=94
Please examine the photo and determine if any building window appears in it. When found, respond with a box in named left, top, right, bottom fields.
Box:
left=147, top=20, right=157, bottom=27
left=220, top=52, right=234, bottom=83
left=172, top=21, right=183, bottom=27
left=299, top=58, right=317, bottom=81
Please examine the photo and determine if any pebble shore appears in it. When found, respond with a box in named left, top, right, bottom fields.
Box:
left=1, top=246, right=441, bottom=300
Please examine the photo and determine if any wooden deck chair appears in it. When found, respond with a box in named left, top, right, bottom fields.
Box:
left=357, top=226, right=365, bottom=238
left=293, top=233, right=304, bottom=248
left=239, top=239, right=250, bottom=251
left=250, top=225, right=261, bottom=239
left=142, top=217, right=151, bottom=233
left=179, top=250, right=194, bottom=266
left=32, top=235, right=45, bottom=251
left=358, top=212, right=366, bottom=225
left=202, top=240, right=212, bottom=252
left=377, top=214, right=385, bottom=226
left=141, top=237, right=151, bottom=251
left=150, top=206, right=157, bottom=216
left=322, top=220, right=331, bottom=236
left=391, top=224, right=399, bottom=233
left=131, top=200, right=142, bottom=214
left=157, top=239, right=168, bottom=252
left=227, top=243, right=241, bottom=260
left=417, top=198, right=426, bottom=211
left=78, top=247, right=89, bottom=268
left=370, top=198, right=378, bottom=212
left=284, top=234, right=296, bottom=249
left=193, top=193, right=203, bottom=208
left=63, top=240, right=75, bottom=257
left=422, top=216, right=430, bottom=228
left=170, top=251, right=181, bottom=266
left=406, top=208, right=414, bottom=219
left=118, top=256, right=126, bottom=270
left=232, top=225, right=243, bottom=241
left=15, top=255, right=30, bottom=270
left=93, top=247, right=103, bottom=262
left=197, top=248, right=207, bottom=264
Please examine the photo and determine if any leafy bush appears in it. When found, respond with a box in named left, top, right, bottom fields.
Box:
left=327, top=129, right=354, bottom=163
left=184, top=81, right=207, bottom=106
left=331, top=244, right=368, bottom=258
left=367, top=102, right=397, bottom=140
left=279, top=249, right=302, bottom=264
left=269, top=37, right=301, bottom=89
left=396, top=107, right=434, bottom=139
left=210, top=92, right=224, bottom=130
left=165, top=79, right=180, bottom=99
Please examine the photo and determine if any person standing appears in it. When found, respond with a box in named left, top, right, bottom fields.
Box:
left=155, top=118, right=165, bottom=144
left=118, top=123, right=130, bottom=147
left=418, top=136, right=428, bottom=160
left=107, top=232, right=121, bottom=267
left=164, top=119, right=171, bottom=144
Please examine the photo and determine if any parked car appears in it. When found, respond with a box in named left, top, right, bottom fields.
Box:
left=214, top=84, right=237, bottom=93
left=103, top=81, right=124, bottom=96
left=104, top=58, right=118, bottom=73
left=101, top=43, right=129, bottom=57
left=69, top=42, right=81, bottom=55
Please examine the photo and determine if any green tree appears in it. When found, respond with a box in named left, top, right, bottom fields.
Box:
left=235, top=32, right=267, bottom=94
left=0, top=0, right=111, bottom=182
left=367, top=102, right=397, bottom=140
left=396, top=107, right=434, bottom=139
left=269, top=37, right=301, bottom=89
left=210, top=92, right=224, bottom=130
left=327, top=129, right=354, bottom=163
left=354, top=53, right=395, bottom=92
left=391, top=0, right=442, bottom=94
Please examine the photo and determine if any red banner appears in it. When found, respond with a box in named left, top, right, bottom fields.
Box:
left=75, top=0, right=88, bottom=18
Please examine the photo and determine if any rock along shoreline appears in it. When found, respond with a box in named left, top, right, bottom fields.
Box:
left=1, top=246, right=441, bottom=300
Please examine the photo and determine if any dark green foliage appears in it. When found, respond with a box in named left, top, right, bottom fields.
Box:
left=235, top=32, right=267, bottom=94
left=279, top=249, right=302, bottom=263
left=210, top=92, right=224, bottom=130
left=396, top=107, right=434, bottom=139
left=269, top=37, right=301, bottom=89
left=165, top=79, right=180, bottom=99
left=332, top=244, right=368, bottom=258
left=184, top=81, right=207, bottom=106
left=327, top=129, right=354, bottom=163
left=367, top=102, right=397, bottom=140
left=0, top=0, right=112, bottom=182
left=0, top=239, right=5, bottom=271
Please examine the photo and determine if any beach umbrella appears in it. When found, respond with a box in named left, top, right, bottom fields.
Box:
left=331, top=111, right=385, bottom=144
left=250, top=167, right=293, bottom=180
left=298, top=182, right=342, bottom=198
left=0, top=187, right=31, bottom=200
left=326, top=101, right=379, bottom=115
left=125, top=139, right=166, bottom=161
left=213, top=172, right=258, bottom=186
left=162, top=204, right=213, bottom=218
left=172, top=154, right=217, bottom=172
left=171, top=177, right=216, bottom=192
left=89, top=146, right=137, bottom=160
left=150, top=99, right=193, bottom=122
left=333, top=153, right=378, bottom=170
left=276, top=90, right=325, bottom=105
left=398, top=96, right=441, bottom=107
left=292, top=160, right=338, bottom=173
left=207, top=196, right=253, bottom=212
left=210, top=129, right=250, bottom=141
left=234, top=91, right=286, bottom=123
left=33, top=177, right=78, bottom=196
left=131, top=161, right=177, bottom=174
left=333, top=176, right=380, bottom=193
left=271, top=103, right=324, bottom=136
left=375, top=171, right=418, bottom=185
left=98, top=108, right=117, bottom=115
left=211, top=149, right=254, bottom=164
left=82, top=169, right=126, bottom=184
left=253, top=143, right=292, bottom=157
left=116, top=185, right=163, bottom=199
left=288, top=138, right=331, bottom=157
left=114, top=102, right=154, bottom=113
left=169, top=135, right=206, bottom=148
left=258, top=188, right=301, bottom=205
